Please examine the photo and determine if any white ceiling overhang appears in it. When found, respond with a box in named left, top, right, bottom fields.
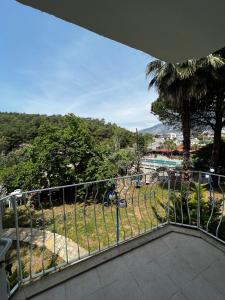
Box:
left=16, top=0, right=225, bottom=62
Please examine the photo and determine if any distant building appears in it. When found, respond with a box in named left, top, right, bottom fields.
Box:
left=146, top=144, right=197, bottom=156
left=147, top=138, right=164, bottom=150
left=167, top=132, right=176, bottom=140
left=202, top=129, right=214, bottom=139
left=191, top=137, right=199, bottom=145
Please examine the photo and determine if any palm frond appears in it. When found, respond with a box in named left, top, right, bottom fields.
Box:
left=199, top=54, right=225, bottom=70
left=148, top=77, right=156, bottom=90
left=146, top=60, right=164, bottom=77
left=146, top=51, right=225, bottom=109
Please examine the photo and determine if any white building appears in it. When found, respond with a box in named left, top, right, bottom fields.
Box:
left=167, top=132, right=177, bottom=140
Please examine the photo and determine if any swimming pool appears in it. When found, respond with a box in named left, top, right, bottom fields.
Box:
left=141, top=158, right=182, bottom=167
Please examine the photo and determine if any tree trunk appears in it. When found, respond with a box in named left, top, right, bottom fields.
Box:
left=181, top=100, right=191, bottom=180
left=211, top=96, right=223, bottom=173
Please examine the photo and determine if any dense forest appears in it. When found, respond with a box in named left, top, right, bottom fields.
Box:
left=0, top=112, right=152, bottom=193
left=0, top=112, right=136, bottom=152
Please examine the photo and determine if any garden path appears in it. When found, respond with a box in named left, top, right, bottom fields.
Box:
left=3, top=227, right=88, bottom=262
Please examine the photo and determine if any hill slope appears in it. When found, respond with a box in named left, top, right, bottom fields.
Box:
left=140, top=123, right=180, bottom=135
left=0, top=112, right=135, bottom=152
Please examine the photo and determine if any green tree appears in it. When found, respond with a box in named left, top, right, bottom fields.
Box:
left=110, top=148, right=136, bottom=176
left=0, top=112, right=139, bottom=192
left=162, top=139, right=176, bottom=157
left=0, top=115, right=117, bottom=192
left=0, top=112, right=136, bottom=155
left=152, top=93, right=225, bottom=173
left=192, top=142, right=225, bottom=174
left=85, top=144, right=117, bottom=181
left=0, top=136, right=9, bottom=155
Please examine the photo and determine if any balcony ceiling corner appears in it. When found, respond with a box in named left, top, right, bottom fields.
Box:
left=16, top=0, right=225, bottom=62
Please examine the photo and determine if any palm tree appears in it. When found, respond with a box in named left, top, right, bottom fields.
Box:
left=162, top=139, right=177, bottom=158
left=146, top=55, right=225, bottom=177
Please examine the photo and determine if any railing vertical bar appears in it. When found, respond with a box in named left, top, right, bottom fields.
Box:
left=148, top=188, right=153, bottom=230
left=93, top=183, right=101, bottom=251
left=124, top=181, right=133, bottom=238
left=117, top=179, right=126, bottom=241
left=49, top=191, right=56, bottom=268
left=172, top=174, right=177, bottom=223
left=152, top=176, right=159, bottom=228
left=143, top=175, right=150, bottom=230
left=83, top=185, right=91, bottom=255
left=37, top=192, right=45, bottom=275
left=116, top=203, right=119, bottom=245
left=109, top=191, right=115, bottom=227
left=147, top=178, right=156, bottom=229
left=179, top=173, right=184, bottom=224
left=216, top=176, right=225, bottom=237
left=101, top=184, right=110, bottom=248
left=143, top=175, right=151, bottom=230
left=206, top=173, right=215, bottom=232
left=26, top=196, right=33, bottom=279
left=186, top=180, right=191, bottom=225
left=161, top=175, right=168, bottom=224
left=160, top=176, right=165, bottom=223
left=0, top=198, right=10, bottom=300
left=153, top=189, right=159, bottom=228
left=62, top=188, right=69, bottom=264
left=167, top=173, right=171, bottom=224
left=121, top=177, right=133, bottom=237
left=74, top=186, right=80, bottom=260
left=197, top=172, right=201, bottom=229
left=0, top=200, right=3, bottom=236
left=137, top=176, right=146, bottom=232
left=12, top=195, right=23, bottom=283
left=130, top=179, right=140, bottom=234
left=149, top=184, right=154, bottom=227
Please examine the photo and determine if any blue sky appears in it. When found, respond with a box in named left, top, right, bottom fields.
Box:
left=1, top=0, right=158, bottom=131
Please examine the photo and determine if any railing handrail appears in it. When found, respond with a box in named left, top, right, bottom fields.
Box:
left=1, top=171, right=224, bottom=200
left=0, top=194, right=12, bottom=203
left=199, top=171, right=225, bottom=178
left=16, top=173, right=150, bottom=195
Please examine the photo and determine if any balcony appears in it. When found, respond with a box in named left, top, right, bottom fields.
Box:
left=1, top=171, right=225, bottom=299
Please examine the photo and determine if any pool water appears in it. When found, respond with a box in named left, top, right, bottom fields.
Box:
left=141, top=158, right=182, bottom=167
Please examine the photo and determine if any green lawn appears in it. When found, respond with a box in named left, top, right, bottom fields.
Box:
left=5, top=241, right=63, bottom=288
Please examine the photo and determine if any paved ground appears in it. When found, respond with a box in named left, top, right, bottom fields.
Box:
left=3, top=228, right=87, bottom=261
left=30, top=231, right=225, bottom=300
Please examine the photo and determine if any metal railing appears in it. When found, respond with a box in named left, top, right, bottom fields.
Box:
left=169, top=171, right=225, bottom=237
left=0, top=171, right=225, bottom=297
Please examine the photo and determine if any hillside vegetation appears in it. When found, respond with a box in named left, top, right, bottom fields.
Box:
left=0, top=112, right=136, bottom=152
left=0, top=112, right=152, bottom=193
